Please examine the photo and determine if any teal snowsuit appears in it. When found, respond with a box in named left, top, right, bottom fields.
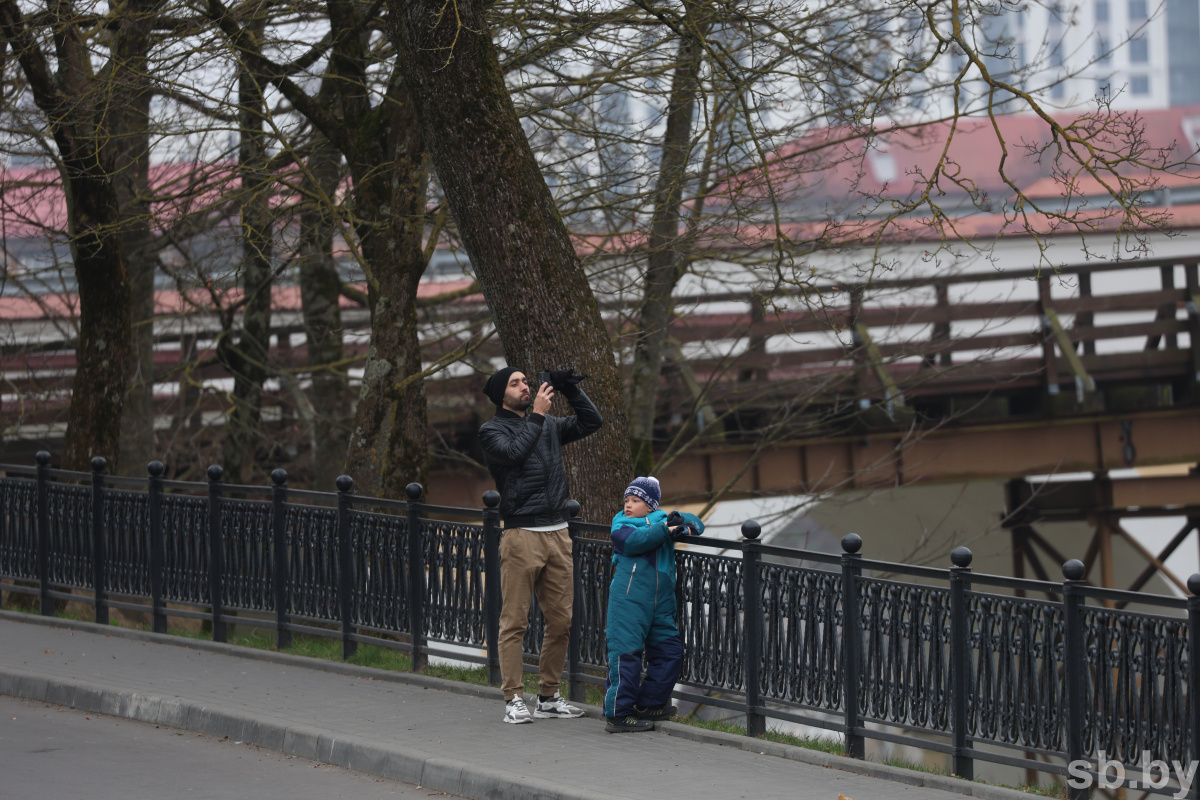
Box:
left=604, top=509, right=704, bottom=718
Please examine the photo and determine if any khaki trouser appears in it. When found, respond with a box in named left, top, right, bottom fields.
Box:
left=498, top=527, right=573, bottom=700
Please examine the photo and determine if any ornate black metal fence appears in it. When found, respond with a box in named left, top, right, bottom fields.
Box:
left=3, top=452, right=1200, bottom=799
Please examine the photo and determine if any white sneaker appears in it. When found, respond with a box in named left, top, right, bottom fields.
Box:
left=532, top=691, right=585, bottom=719
left=504, top=695, right=533, bottom=724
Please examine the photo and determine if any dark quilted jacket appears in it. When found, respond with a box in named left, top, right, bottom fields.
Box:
left=478, top=389, right=603, bottom=528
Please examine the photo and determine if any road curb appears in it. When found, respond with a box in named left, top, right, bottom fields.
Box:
left=0, top=610, right=510, bottom=704
left=0, top=611, right=1038, bottom=800
left=0, top=667, right=615, bottom=800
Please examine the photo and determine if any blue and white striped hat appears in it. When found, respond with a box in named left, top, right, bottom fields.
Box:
left=623, top=476, right=661, bottom=511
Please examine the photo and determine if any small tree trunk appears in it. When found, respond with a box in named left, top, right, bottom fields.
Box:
left=298, top=133, right=350, bottom=491
left=109, top=6, right=157, bottom=474
left=628, top=15, right=708, bottom=475
left=342, top=95, right=431, bottom=499
left=222, top=47, right=273, bottom=484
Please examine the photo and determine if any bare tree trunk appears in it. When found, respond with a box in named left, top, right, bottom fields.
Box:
left=222, top=35, right=274, bottom=484
left=389, top=0, right=631, bottom=518
left=110, top=0, right=159, bottom=474
left=0, top=0, right=133, bottom=471
left=203, top=0, right=433, bottom=498
left=341, top=92, right=431, bottom=499
left=628, top=13, right=709, bottom=475
left=297, top=133, right=350, bottom=492
left=62, top=170, right=132, bottom=471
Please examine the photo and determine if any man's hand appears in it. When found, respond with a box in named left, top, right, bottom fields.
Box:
left=549, top=368, right=588, bottom=391
left=531, top=381, right=554, bottom=415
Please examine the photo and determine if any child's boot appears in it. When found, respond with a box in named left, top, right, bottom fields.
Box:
left=633, top=704, right=676, bottom=721
left=605, top=715, right=654, bottom=733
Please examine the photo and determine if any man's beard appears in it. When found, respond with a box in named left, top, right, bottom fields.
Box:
left=511, top=394, right=532, bottom=411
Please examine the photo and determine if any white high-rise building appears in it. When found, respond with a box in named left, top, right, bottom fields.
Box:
left=982, top=0, right=1197, bottom=110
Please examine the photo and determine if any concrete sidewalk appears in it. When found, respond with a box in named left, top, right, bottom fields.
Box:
left=0, top=612, right=1029, bottom=800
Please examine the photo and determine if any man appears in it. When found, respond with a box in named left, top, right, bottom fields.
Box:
left=478, top=366, right=603, bottom=724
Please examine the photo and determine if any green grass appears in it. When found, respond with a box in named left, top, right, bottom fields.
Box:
left=0, top=595, right=1072, bottom=798
left=670, top=713, right=846, bottom=755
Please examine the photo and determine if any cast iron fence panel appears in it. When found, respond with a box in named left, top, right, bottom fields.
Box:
left=966, top=590, right=1065, bottom=753
left=676, top=546, right=744, bottom=692
left=103, top=489, right=149, bottom=597
left=859, top=577, right=951, bottom=732
left=0, top=477, right=37, bottom=581
left=521, top=595, right=548, bottom=660
left=1083, top=605, right=1191, bottom=765
left=222, top=497, right=273, bottom=613
left=573, top=528, right=614, bottom=669
left=423, top=518, right=486, bottom=647
left=288, top=503, right=342, bottom=622
left=46, top=482, right=91, bottom=588
left=161, top=494, right=211, bottom=604
left=7, top=455, right=1200, bottom=796
left=759, top=562, right=844, bottom=712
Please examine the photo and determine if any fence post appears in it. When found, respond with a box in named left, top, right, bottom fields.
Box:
left=90, top=457, right=108, bottom=626
left=271, top=469, right=291, bottom=651
left=336, top=475, right=356, bottom=660
left=406, top=483, right=428, bottom=671
left=742, top=520, right=765, bottom=736
left=841, top=532, right=865, bottom=759
left=1188, top=574, right=1200, bottom=800
left=482, top=490, right=502, bottom=687
left=566, top=499, right=584, bottom=704
left=1062, top=559, right=1087, bottom=800
left=949, top=546, right=974, bottom=780
left=147, top=461, right=167, bottom=634
left=35, top=451, right=51, bottom=616
left=207, top=465, right=226, bottom=643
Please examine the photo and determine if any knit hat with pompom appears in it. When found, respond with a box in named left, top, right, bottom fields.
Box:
left=623, top=476, right=661, bottom=511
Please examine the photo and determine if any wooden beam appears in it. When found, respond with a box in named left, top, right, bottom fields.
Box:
left=658, top=409, right=1200, bottom=503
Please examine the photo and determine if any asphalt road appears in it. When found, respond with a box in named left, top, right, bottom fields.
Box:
left=0, top=695, right=462, bottom=800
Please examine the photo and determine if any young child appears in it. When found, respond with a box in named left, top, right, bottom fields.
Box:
left=604, top=476, right=704, bottom=733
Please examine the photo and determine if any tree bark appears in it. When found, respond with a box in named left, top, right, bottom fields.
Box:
left=389, top=0, right=631, bottom=518
left=0, top=0, right=133, bottom=471
left=221, top=35, right=274, bottom=485
left=297, top=133, right=351, bottom=492
left=109, top=0, right=160, bottom=474
left=628, top=13, right=709, bottom=476
left=339, top=91, right=431, bottom=499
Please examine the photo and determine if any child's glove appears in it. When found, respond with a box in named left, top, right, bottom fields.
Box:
left=666, top=510, right=698, bottom=539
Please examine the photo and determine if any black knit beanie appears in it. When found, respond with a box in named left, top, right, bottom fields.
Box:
left=482, top=367, right=521, bottom=406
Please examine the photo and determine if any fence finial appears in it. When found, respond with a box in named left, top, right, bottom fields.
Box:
left=951, top=546, right=973, bottom=568
left=841, top=532, right=862, bottom=554
left=336, top=475, right=353, bottom=492
left=1062, top=559, right=1085, bottom=581
left=147, top=461, right=165, bottom=477
left=207, top=464, right=223, bottom=481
